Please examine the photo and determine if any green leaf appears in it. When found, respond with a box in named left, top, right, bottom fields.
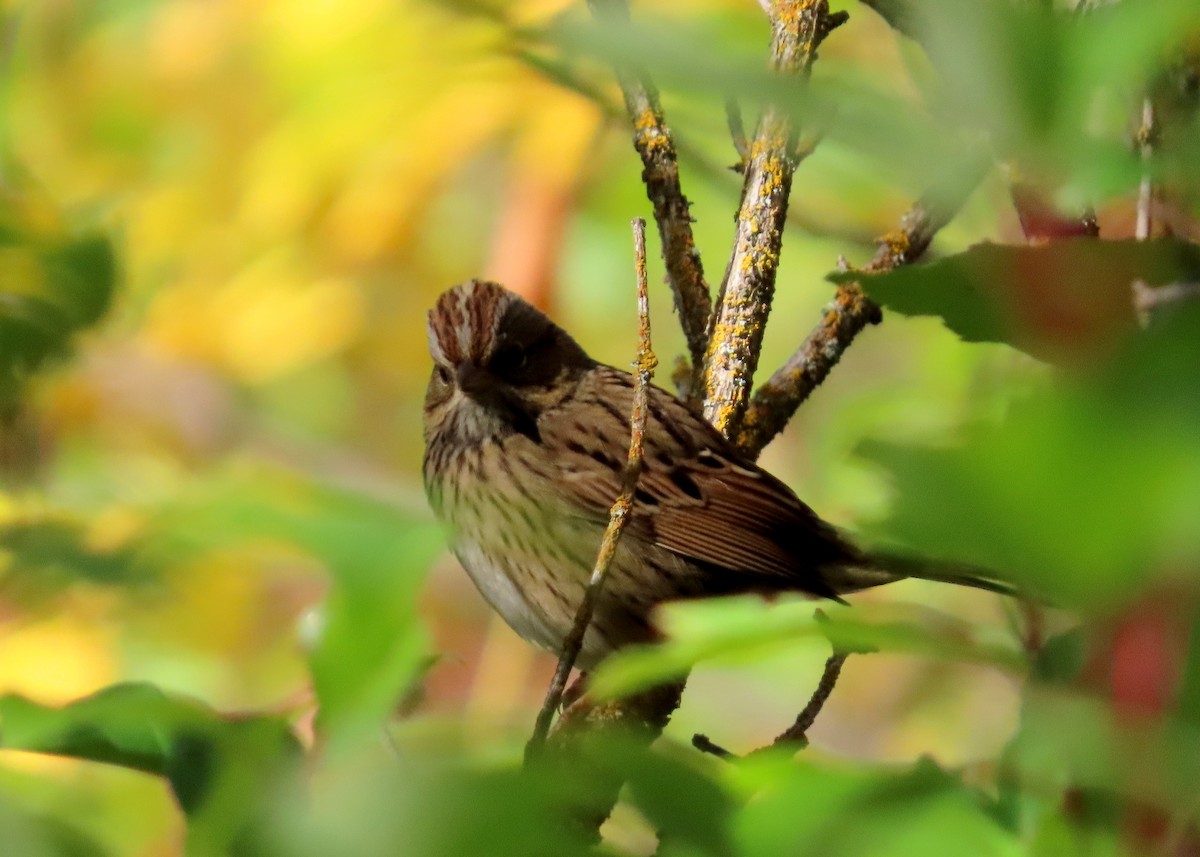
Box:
left=590, top=597, right=1023, bottom=700
left=0, top=518, right=150, bottom=608
left=0, top=228, right=117, bottom=405
left=261, top=748, right=600, bottom=857
left=1005, top=687, right=1200, bottom=821
left=912, top=0, right=1199, bottom=184
left=830, top=238, right=1200, bottom=361
left=0, top=683, right=302, bottom=856
left=151, top=467, right=442, bottom=748
left=732, top=757, right=1018, bottom=857
left=858, top=305, right=1200, bottom=607
left=619, top=744, right=734, bottom=857
left=0, top=803, right=110, bottom=857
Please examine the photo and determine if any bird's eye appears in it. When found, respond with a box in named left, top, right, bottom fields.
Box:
left=489, top=344, right=527, bottom=377
left=435, top=365, right=452, bottom=385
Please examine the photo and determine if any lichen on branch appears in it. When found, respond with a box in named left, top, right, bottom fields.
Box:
left=698, top=0, right=847, bottom=436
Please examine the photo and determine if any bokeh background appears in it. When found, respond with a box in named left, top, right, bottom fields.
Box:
left=1, top=0, right=1197, bottom=854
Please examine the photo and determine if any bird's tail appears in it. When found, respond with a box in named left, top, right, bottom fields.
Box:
left=826, top=551, right=1017, bottom=598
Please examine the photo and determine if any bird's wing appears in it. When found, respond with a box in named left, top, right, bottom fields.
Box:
left=544, top=368, right=858, bottom=600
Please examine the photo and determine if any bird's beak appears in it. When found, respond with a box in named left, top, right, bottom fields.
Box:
left=453, top=361, right=541, bottom=442
left=456, top=361, right=493, bottom=397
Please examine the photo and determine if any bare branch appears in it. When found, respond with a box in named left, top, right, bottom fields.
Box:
left=692, top=733, right=735, bottom=759
left=1132, top=98, right=1159, bottom=324
left=526, top=218, right=658, bottom=761
left=738, top=158, right=988, bottom=455
left=694, top=643, right=851, bottom=759
left=699, top=0, right=848, bottom=436
left=769, top=652, right=849, bottom=747
left=1135, top=281, right=1200, bottom=314
left=588, top=0, right=712, bottom=370
left=1136, top=97, right=1158, bottom=243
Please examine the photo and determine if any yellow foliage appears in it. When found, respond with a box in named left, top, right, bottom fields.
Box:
left=0, top=616, right=117, bottom=704
left=141, top=261, right=364, bottom=383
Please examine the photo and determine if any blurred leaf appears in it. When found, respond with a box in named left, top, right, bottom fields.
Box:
left=590, top=597, right=1023, bottom=700
left=619, top=745, right=734, bottom=857
left=732, top=756, right=1017, bottom=857
left=859, top=305, right=1200, bottom=607
left=263, top=748, right=599, bottom=857
left=0, top=682, right=302, bottom=856
left=914, top=0, right=1200, bottom=184
left=1032, top=630, right=1087, bottom=685
left=831, top=238, right=1200, bottom=361
left=1026, top=808, right=1118, bottom=857
left=0, top=518, right=149, bottom=607
left=152, top=467, right=442, bottom=747
left=0, top=802, right=109, bottom=857
left=1177, top=614, right=1200, bottom=729
left=0, top=229, right=116, bottom=406
left=1005, top=686, right=1200, bottom=820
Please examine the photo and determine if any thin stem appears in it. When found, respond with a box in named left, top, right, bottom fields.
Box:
left=526, top=218, right=658, bottom=761
left=1132, top=97, right=1158, bottom=323
left=692, top=733, right=735, bottom=759
left=1135, top=97, right=1157, bottom=242
left=692, top=650, right=850, bottom=758
left=770, top=652, right=848, bottom=747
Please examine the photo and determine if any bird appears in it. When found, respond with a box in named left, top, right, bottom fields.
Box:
left=422, top=279, right=1007, bottom=670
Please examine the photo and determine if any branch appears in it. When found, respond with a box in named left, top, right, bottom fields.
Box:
left=1132, top=97, right=1159, bottom=323
left=1135, top=97, right=1157, bottom=243
left=737, top=157, right=989, bottom=455
left=588, top=0, right=712, bottom=371
left=1134, top=281, right=1200, bottom=315
left=768, top=651, right=848, bottom=747
left=694, top=643, right=853, bottom=759
left=699, top=0, right=848, bottom=436
left=527, top=218, right=658, bottom=761
left=692, top=655, right=848, bottom=759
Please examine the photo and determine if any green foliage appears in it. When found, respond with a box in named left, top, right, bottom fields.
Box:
left=147, top=469, right=443, bottom=747
left=591, top=598, right=1023, bottom=700
left=857, top=305, right=1200, bottom=607
left=834, top=238, right=1200, bottom=360
left=1, top=0, right=1198, bottom=855
left=0, top=517, right=148, bottom=606
left=0, top=684, right=302, bottom=856
left=0, top=803, right=109, bottom=857
left=730, top=757, right=1019, bottom=857
left=0, top=223, right=116, bottom=410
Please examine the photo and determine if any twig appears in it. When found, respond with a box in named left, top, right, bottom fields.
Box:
left=737, top=158, right=988, bottom=455
left=588, top=0, right=712, bottom=371
left=526, top=218, right=658, bottom=762
left=1134, top=281, right=1200, bottom=315
left=692, top=733, right=735, bottom=759
left=1135, top=98, right=1157, bottom=243
left=691, top=655, right=849, bottom=758
left=769, top=651, right=848, bottom=747
left=1132, top=97, right=1158, bottom=323
left=699, top=0, right=848, bottom=436
left=694, top=644, right=852, bottom=759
